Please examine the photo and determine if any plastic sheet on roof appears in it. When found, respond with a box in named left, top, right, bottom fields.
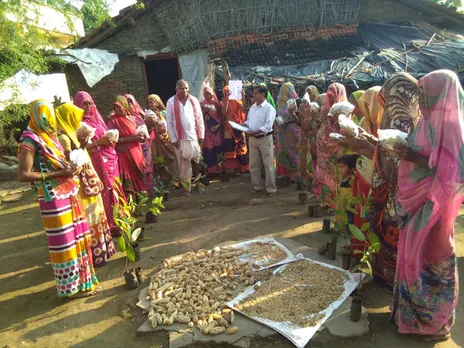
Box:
left=61, top=48, right=119, bottom=88
left=357, top=23, right=430, bottom=50
left=215, top=38, right=464, bottom=92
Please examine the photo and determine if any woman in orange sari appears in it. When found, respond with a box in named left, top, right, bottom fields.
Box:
left=221, top=85, right=249, bottom=174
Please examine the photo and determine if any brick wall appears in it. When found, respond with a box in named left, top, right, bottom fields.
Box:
left=65, top=9, right=168, bottom=114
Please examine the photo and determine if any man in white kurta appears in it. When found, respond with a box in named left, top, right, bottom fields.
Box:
left=166, top=79, right=205, bottom=194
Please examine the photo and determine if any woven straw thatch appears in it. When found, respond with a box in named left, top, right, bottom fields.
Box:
left=155, top=0, right=360, bottom=52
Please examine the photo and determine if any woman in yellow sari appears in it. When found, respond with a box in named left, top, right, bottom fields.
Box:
left=55, top=103, right=116, bottom=268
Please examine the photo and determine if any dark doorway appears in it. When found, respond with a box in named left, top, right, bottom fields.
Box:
left=144, top=58, right=180, bottom=106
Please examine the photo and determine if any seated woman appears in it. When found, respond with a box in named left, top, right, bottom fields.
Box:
left=107, top=96, right=147, bottom=197
left=18, top=100, right=99, bottom=298
left=55, top=103, right=116, bottom=268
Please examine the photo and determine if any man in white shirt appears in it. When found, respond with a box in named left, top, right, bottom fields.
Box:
left=166, top=79, right=205, bottom=195
left=245, top=85, right=277, bottom=196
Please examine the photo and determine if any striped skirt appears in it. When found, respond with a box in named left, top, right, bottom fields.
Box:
left=39, top=195, right=99, bottom=297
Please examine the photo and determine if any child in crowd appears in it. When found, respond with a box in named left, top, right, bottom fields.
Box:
left=335, top=154, right=359, bottom=233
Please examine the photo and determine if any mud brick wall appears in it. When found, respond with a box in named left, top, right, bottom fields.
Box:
left=66, top=10, right=168, bottom=114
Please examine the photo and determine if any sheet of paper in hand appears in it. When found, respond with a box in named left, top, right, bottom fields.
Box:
left=228, top=121, right=250, bottom=133
left=229, top=80, right=242, bottom=100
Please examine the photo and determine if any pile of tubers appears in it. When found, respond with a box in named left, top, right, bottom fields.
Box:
left=147, top=247, right=256, bottom=335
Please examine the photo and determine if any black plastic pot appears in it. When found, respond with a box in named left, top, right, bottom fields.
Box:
left=342, top=252, right=351, bottom=270
left=298, top=193, right=308, bottom=205
left=201, top=176, right=210, bottom=186
left=327, top=244, right=337, bottom=260
left=308, top=205, right=315, bottom=217
left=322, top=219, right=331, bottom=233
left=350, top=294, right=363, bottom=322
left=123, top=269, right=139, bottom=290
left=163, top=192, right=170, bottom=202
left=276, top=176, right=289, bottom=188
left=145, top=212, right=158, bottom=224
left=135, top=267, right=144, bottom=284
left=133, top=243, right=141, bottom=262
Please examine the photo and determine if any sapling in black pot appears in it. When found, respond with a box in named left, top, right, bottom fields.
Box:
left=146, top=196, right=165, bottom=223
left=327, top=235, right=337, bottom=260
left=350, top=293, right=363, bottom=322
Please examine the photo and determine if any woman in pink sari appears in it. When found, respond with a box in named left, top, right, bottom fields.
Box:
left=391, top=70, right=464, bottom=341
left=74, top=91, right=126, bottom=235
left=200, top=86, right=223, bottom=174
left=107, top=96, right=147, bottom=196
left=125, top=94, right=155, bottom=196
left=314, top=83, right=347, bottom=206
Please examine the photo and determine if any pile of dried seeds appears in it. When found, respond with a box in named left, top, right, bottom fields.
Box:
left=236, top=260, right=347, bottom=327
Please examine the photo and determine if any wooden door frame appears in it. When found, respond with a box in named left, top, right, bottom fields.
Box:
left=140, top=54, right=182, bottom=97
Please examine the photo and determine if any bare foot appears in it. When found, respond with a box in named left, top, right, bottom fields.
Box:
left=268, top=192, right=277, bottom=197
left=252, top=189, right=262, bottom=194
left=67, top=289, right=98, bottom=300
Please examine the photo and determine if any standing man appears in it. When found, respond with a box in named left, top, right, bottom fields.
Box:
left=246, top=85, right=277, bottom=196
left=166, top=79, right=205, bottom=195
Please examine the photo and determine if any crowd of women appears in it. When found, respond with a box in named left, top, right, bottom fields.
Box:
left=277, top=69, right=463, bottom=341
left=16, top=68, right=463, bottom=340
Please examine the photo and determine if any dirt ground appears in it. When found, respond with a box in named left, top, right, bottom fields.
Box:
left=0, top=174, right=463, bottom=348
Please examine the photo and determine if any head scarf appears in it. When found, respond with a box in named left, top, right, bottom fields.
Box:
left=358, top=86, right=384, bottom=136
left=399, top=69, right=464, bottom=213
left=21, top=100, right=67, bottom=170
left=322, top=83, right=347, bottom=117
left=201, top=86, right=220, bottom=106
left=316, top=93, right=326, bottom=108
left=276, top=82, right=299, bottom=116
left=124, top=94, right=145, bottom=118
left=55, top=103, right=84, bottom=149
left=306, top=85, right=320, bottom=102
left=147, top=94, right=166, bottom=111
left=380, top=72, right=419, bottom=133
left=114, top=96, right=131, bottom=116
left=258, top=83, right=276, bottom=109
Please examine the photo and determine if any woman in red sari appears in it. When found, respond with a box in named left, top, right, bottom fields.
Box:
left=221, top=85, right=249, bottom=174
left=107, top=96, right=146, bottom=196
left=125, top=94, right=155, bottom=196
left=200, top=86, right=223, bottom=174
left=73, top=91, right=126, bottom=235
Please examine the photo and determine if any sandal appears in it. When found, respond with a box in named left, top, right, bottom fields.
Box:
left=68, top=289, right=98, bottom=300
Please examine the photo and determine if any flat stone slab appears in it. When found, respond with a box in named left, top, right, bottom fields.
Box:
left=322, top=300, right=369, bottom=338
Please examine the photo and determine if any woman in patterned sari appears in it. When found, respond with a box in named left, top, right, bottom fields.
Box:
left=221, top=85, right=249, bottom=174
left=146, top=94, right=179, bottom=182
left=391, top=70, right=463, bottom=341
left=18, top=100, right=99, bottom=298
left=55, top=103, right=116, bottom=267
left=275, top=82, right=301, bottom=181
left=314, top=83, right=347, bottom=206
left=107, top=96, right=146, bottom=196
left=348, top=90, right=365, bottom=125
left=73, top=92, right=126, bottom=236
left=348, top=86, right=383, bottom=254
left=200, top=86, right=223, bottom=174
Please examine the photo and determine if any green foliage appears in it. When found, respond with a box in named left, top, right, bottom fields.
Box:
left=80, top=0, right=111, bottom=34
left=113, top=196, right=141, bottom=265
left=431, top=0, right=462, bottom=9
left=149, top=196, right=165, bottom=216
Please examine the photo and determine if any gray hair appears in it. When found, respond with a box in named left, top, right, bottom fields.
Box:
left=176, top=79, right=189, bottom=88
